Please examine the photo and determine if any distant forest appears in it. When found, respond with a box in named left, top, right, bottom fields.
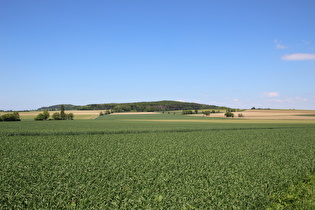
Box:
left=38, top=100, right=230, bottom=112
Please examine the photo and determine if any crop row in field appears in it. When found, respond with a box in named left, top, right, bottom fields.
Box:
left=0, top=118, right=309, bottom=137
left=2, top=112, right=314, bottom=135
left=1, top=120, right=315, bottom=209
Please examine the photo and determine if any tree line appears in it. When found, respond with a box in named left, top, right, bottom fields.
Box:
left=38, top=101, right=230, bottom=113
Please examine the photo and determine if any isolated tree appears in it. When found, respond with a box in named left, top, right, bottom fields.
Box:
left=225, top=112, right=234, bottom=118
left=13, top=112, right=20, bottom=121
left=52, top=112, right=61, bottom=120
left=34, top=113, right=45, bottom=121
left=238, top=113, right=244, bottom=118
left=67, top=113, right=74, bottom=120
left=43, top=110, right=50, bottom=120
left=202, top=111, right=211, bottom=116
left=60, top=105, right=66, bottom=120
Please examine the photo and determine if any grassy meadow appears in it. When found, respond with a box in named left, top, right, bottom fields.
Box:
left=1, top=113, right=315, bottom=209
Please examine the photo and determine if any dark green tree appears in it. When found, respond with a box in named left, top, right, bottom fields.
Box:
left=113, top=105, right=123, bottom=112
left=52, top=112, right=61, bottom=120
left=67, top=113, right=74, bottom=120
left=0, top=112, right=21, bottom=121
left=203, top=111, right=211, bottom=116
left=225, top=112, right=234, bottom=118
left=43, top=110, right=50, bottom=120
left=34, top=113, right=45, bottom=121
left=60, top=105, right=66, bottom=120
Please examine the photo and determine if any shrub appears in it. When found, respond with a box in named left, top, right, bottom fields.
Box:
left=43, top=110, right=50, bottom=120
left=35, top=111, right=50, bottom=121
left=225, top=112, right=234, bottom=118
left=67, top=113, right=74, bottom=120
left=202, top=111, right=211, bottom=116
left=52, top=112, right=62, bottom=120
left=0, top=112, right=21, bottom=121
left=238, top=113, right=245, bottom=118
left=34, top=113, right=45, bottom=121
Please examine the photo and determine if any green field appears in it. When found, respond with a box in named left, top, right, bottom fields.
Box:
left=1, top=114, right=315, bottom=209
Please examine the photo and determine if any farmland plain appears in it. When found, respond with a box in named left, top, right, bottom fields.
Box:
left=1, top=113, right=315, bottom=209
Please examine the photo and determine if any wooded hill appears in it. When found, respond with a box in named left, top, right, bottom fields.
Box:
left=38, top=100, right=230, bottom=112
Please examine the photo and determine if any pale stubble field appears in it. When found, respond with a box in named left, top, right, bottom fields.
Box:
left=5, top=109, right=315, bottom=121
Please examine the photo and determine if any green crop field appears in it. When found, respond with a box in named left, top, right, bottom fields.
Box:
left=1, top=114, right=315, bottom=209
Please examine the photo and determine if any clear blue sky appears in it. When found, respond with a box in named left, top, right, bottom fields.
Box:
left=1, top=0, right=315, bottom=110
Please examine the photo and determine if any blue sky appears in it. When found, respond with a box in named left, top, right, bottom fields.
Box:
left=1, top=0, right=315, bottom=110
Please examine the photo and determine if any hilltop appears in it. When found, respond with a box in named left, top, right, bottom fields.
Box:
left=38, top=100, right=230, bottom=112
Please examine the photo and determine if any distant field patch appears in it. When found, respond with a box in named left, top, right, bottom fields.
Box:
left=205, top=110, right=315, bottom=120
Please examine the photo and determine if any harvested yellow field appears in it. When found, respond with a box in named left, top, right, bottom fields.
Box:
left=111, top=112, right=160, bottom=115
left=206, top=109, right=315, bottom=120
left=6, top=110, right=102, bottom=120
left=2, top=109, right=315, bottom=121
left=1, top=111, right=161, bottom=120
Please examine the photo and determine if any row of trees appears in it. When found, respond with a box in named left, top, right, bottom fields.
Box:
left=71, top=101, right=229, bottom=112
left=0, top=112, right=20, bottom=121
left=35, top=105, right=74, bottom=120
left=182, top=110, right=224, bottom=115
left=224, top=112, right=245, bottom=118
left=182, top=110, right=196, bottom=115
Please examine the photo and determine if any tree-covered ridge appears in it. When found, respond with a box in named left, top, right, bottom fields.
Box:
left=38, top=101, right=229, bottom=112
